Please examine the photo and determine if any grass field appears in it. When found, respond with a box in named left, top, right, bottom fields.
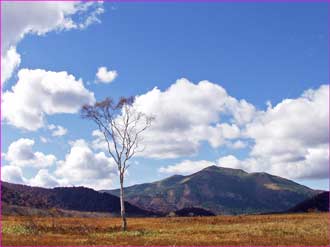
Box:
left=2, top=213, right=329, bottom=246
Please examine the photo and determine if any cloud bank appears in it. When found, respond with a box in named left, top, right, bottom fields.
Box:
left=2, top=69, right=95, bottom=131
left=1, top=1, right=104, bottom=84
left=159, top=84, right=329, bottom=180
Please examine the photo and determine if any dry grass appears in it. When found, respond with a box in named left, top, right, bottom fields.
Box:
left=2, top=213, right=329, bottom=246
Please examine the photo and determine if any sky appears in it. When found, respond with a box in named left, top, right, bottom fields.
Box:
left=1, top=2, right=329, bottom=191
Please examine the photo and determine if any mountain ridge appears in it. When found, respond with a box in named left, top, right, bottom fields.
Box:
left=105, top=165, right=318, bottom=215
left=1, top=181, right=156, bottom=217
left=2, top=166, right=321, bottom=216
left=287, top=191, right=329, bottom=213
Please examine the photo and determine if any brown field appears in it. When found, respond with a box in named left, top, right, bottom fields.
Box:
left=1, top=213, right=329, bottom=246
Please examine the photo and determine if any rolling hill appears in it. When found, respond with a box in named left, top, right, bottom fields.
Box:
left=1, top=181, right=155, bottom=217
left=105, top=166, right=318, bottom=215
left=288, top=191, right=329, bottom=213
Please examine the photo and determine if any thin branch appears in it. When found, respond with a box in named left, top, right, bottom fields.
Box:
left=81, top=97, right=153, bottom=174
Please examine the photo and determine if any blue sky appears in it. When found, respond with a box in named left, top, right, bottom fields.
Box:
left=2, top=2, right=329, bottom=190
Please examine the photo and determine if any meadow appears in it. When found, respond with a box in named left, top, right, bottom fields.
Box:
left=2, top=213, right=329, bottom=246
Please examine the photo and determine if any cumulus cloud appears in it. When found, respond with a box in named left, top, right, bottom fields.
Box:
left=2, top=138, right=118, bottom=189
left=48, top=124, right=68, bottom=137
left=2, top=138, right=57, bottom=186
left=1, top=47, right=21, bottom=84
left=217, top=155, right=244, bottom=169
left=4, top=138, right=56, bottom=168
left=159, top=85, right=329, bottom=180
left=2, top=69, right=95, bottom=130
left=1, top=166, right=26, bottom=184
left=242, top=84, right=329, bottom=179
left=246, top=85, right=328, bottom=155
left=159, top=156, right=253, bottom=176
left=1, top=1, right=104, bottom=84
left=2, top=137, right=118, bottom=189
left=55, top=139, right=117, bottom=190
left=101, top=78, right=255, bottom=159
left=159, top=160, right=214, bottom=175
left=29, top=169, right=60, bottom=188
left=96, top=66, right=118, bottom=83
left=1, top=165, right=60, bottom=188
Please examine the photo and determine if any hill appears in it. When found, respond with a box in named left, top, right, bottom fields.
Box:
left=2, top=202, right=116, bottom=217
left=1, top=181, right=155, bottom=217
left=105, top=166, right=318, bottom=215
left=288, top=191, right=329, bottom=213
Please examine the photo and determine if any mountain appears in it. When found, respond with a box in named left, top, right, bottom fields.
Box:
left=1, top=181, right=155, bottom=217
left=105, top=166, right=318, bottom=215
left=287, top=191, right=329, bottom=213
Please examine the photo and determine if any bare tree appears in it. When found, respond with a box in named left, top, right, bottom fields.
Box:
left=81, top=97, right=152, bottom=231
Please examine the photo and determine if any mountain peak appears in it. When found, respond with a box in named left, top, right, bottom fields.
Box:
left=106, top=165, right=317, bottom=215
left=201, top=165, right=219, bottom=171
left=200, top=165, right=248, bottom=175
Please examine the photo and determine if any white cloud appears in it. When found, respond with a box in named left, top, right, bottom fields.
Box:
left=226, top=140, right=247, bottom=149
left=91, top=129, right=111, bottom=151
left=203, top=123, right=241, bottom=148
left=159, top=156, right=249, bottom=176
left=2, top=138, right=117, bottom=189
left=159, top=160, right=215, bottom=175
left=1, top=1, right=104, bottom=84
left=55, top=139, right=117, bottom=190
left=48, top=124, right=68, bottom=137
left=130, top=78, right=255, bottom=158
left=225, top=98, right=256, bottom=126
left=5, top=138, right=56, bottom=168
left=40, top=136, right=48, bottom=143
left=75, top=2, right=105, bottom=29
left=29, top=169, right=59, bottom=188
left=158, top=84, right=329, bottom=180
left=2, top=69, right=95, bottom=130
left=1, top=165, right=60, bottom=188
left=1, top=47, right=21, bottom=84
left=1, top=166, right=26, bottom=184
left=242, top=84, right=329, bottom=179
left=159, top=155, right=253, bottom=176
left=217, top=155, right=243, bottom=169
left=96, top=66, right=118, bottom=83
left=2, top=165, right=60, bottom=188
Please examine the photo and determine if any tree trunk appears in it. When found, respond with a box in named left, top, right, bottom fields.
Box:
left=119, top=173, right=127, bottom=231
